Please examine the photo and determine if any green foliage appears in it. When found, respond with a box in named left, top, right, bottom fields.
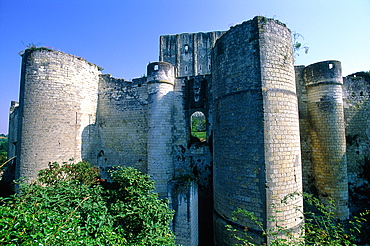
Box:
left=226, top=208, right=265, bottom=246
left=191, top=117, right=206, bottom=132
left=105, top=167, right=175, bottom=245
left=292, top=32, right=309, bottom=59
left=191, top=131, right=206, bottom=140
left=226, top=207, right=303, bottom=246
left=0, top=162, right=175, bottom=245
left=17, top=44, right=104, bottom=71
left=227, top=192, right=369, bottom=246
left=0, top=135, right=8, bottom=168
left=191, top=112, right=206, bottom=141
left=18, top=43, right=55, bottom=56
left=38, top=161, right=100, bottom=186
left=302, top=193, right=368, bottom=245
left=348, top=71, right=370, bottom=82
left=172, top=173, right=196, bottom=188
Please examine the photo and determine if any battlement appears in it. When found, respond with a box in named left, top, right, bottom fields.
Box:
left=304, top=60, right=343, bottom=86
left=147, top=61, right=175, bottom=85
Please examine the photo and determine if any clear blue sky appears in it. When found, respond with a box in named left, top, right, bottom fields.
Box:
left=1, top=0, right=369, bottom=134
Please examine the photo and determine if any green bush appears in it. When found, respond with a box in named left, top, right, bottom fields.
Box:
left=0, top=161, right=175, bottom=245
left=0, top=136, right=7, bottom=167
left=227, top=192, right=369, bottom=246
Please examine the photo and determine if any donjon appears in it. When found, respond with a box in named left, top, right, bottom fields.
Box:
left=211, top=18, right=303, bottom=244
left=7, top=16, right=370, bottom=245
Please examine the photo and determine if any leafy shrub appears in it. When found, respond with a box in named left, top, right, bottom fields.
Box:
left=0, top=161, right=175, bottom=245
left=0, top=136, right=7, bottom=168
left=302, top=193, right=368, bottom=245
left=227, top=192, right=369, bottom=246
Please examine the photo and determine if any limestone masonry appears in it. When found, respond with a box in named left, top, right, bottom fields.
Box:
left=7, top=16, right=370, bottom=245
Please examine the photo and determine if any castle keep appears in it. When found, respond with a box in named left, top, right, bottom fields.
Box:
left=8, top=17, right=370, bottom=245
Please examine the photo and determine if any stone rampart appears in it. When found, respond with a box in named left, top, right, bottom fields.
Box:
left=95, top=75, right=148, bottom=177
left=342, top=73, right=370, bottom=215
left=8, top=101, right=19, bottom=160
left=169, top=180, right=199, bottom=246
left=295, top=66, right=312, bottom=194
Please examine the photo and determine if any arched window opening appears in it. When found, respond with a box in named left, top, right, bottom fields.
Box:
left=191, top=111, right=206, bottom=142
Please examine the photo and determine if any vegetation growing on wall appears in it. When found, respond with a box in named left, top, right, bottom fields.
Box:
left=348, top=71, right=370, bottom=82
left=292, top=32, right=309, bottom=59
left=0, top=134, right=8, bottom=169
left=18, top=44, right=104, bottom=71
left=0, top=161, right=175, bottom=245
left=18, top=43, right=55, bottom=56
left=227, top=193, right=369, bottom=246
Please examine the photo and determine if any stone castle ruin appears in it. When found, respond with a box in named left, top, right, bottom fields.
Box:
left=7, top=16, right=370, bottom=245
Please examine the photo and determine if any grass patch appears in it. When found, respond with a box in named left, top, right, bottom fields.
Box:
left=191, top=131, right=206, bottom=141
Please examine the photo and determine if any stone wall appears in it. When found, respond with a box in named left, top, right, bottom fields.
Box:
left=16, top=49, right=101, bottom=181
left=169, top=180, right=199, bottom=246
left=296, top=64, right=312, bottom=183
left=95, top=75, right=148, bottom=177
left=295, top=66, right=313, bottom=194
left=160, top=31, right=225, bottom=77
left=8, top=101, right=19, bottom=159
left=342, top=73, right=370, bottom=214
left=172, top=76, right=190, bottom=176
left=172, top=74, right=214, bottom=245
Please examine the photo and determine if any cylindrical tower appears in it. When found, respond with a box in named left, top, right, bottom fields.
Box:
left=147, top=62, right=175, bottom=198
left=212, top=17, right=303, bottom=245
left=16, top=49, right=100, bottom=181
left=303, top=60, right=349, bottom=219
left=259, top=18, right=303, bottom=242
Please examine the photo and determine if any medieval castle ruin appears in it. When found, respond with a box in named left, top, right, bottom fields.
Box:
left=7, top=16, right=370, bottom=245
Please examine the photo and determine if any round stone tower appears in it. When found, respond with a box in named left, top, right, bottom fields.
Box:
left=212, top=17, right=303, bottom=245
left=147, top=62, right=175, bottom=198
left=303, top=60, right=349, bottom=220
left=16, top=49, right=100, bottom=181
